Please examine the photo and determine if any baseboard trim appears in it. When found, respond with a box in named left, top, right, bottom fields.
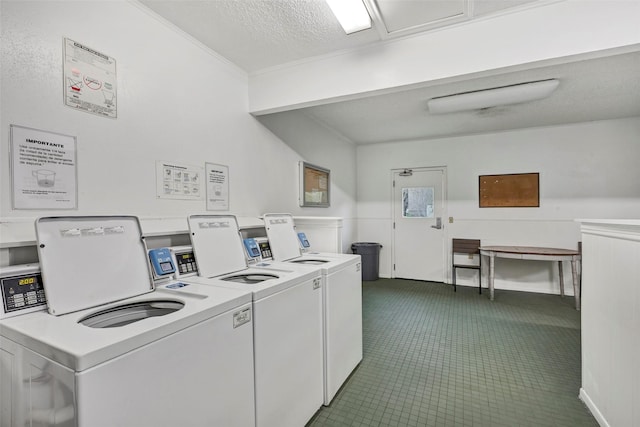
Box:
left=579, top=388, right=609, bottom=427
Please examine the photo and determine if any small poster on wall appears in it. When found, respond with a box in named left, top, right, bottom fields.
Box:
left=10, top=125, right=78, bottom=210
left=63, top=38, right=117, bottom=118
left=156, top=161, right=204, bottom=200
left=205, top=163, right=229, bottom=211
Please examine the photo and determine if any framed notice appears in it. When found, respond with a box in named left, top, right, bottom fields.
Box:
left=205, top=163, right=229, bottom=211
left=299, top=162, right=330, bottom=207
left=10, top=125, right=78, bottom=210
left=479, top=173, right=539, bottom=208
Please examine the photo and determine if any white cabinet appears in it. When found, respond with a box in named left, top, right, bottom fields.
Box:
left=579, top=220, right=640, bottom=427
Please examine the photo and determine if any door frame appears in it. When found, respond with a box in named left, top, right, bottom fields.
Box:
left=390, top=166, right=448, bottom=281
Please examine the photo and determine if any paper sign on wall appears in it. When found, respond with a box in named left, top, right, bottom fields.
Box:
left=10, top=125, right=78, bottom=210
left=156, top=161, right=204, bottom=200
left=64, top=38, right=117, bottom=118
left=206, top=163, right=229, bottom=211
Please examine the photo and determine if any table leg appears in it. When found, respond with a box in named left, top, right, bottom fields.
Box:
left=558, top=261, right=565, bottom=297
left=571, top=258, right=580, bottom=311
left=489, top=253, right=495, bottom=301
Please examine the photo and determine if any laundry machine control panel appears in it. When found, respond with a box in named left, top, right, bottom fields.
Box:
left=243, top=238, right=261, bottom=260
left=0, top=264, right=47, bottom=319
left=243, top=238, right=273, bottom=263
left=170, top=247, right=198, bottom=277
left=255, top=237, right=273, bottom=260
left=297, top=232, right=311, bottom=250
left=148, top=248, right=176, bottom=279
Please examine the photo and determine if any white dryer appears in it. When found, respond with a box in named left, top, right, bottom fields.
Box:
left=0, top=216, right=255, bottom=427
left=263, top=213, right=363, bottom=405
left=186, top=214, right=324, bottom=427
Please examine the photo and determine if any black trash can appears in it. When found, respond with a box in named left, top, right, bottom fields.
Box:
left=351, top=242, right=382, bottom=281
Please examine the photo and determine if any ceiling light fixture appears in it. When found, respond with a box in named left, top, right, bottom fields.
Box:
left=427, top=79, right=560, bottom=114
left=325, top=0, right=372, bottom=34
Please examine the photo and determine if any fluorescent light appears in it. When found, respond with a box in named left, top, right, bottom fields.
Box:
left=326, top=0, right=372, bottom=34
left=427, top=79, right=560, bottom=114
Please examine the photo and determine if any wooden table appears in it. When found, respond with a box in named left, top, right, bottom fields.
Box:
left=479, top=246, right=581, bottom=310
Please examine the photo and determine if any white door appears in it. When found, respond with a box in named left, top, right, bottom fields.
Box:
left=392, top=168, right=446, bottom=282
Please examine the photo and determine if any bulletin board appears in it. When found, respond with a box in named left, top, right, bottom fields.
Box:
left=479, top=173, right=539, bottom=208
left=299, top=162, right=330, bottom=207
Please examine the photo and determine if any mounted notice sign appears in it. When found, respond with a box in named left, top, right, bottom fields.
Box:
left=206, top=163, right=229, bottom=211
left=64, top=38, right=117, bottom=118
left=479, top=173, right=539, bottom=208
left=156, top=161, right=204, bottom=200
left=10, top=125, right=78, bottom=210
left=299, top=162, right=330, bottom=207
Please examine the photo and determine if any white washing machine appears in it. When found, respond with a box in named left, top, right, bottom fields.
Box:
left=0, top=216, right=255, bottom=427
left=262, top=213, right=363, bottom=405
left=186, top=214, right=324, bottom=427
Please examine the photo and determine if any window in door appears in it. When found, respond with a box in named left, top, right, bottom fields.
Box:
left=402, top=187, right=434, bottom=218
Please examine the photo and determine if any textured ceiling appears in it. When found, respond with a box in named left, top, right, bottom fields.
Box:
left=138, top=0, right=640, bottom=144
left=140, top=0, right=381, bottom=72
left=299, top=51, right=640, bottom=143
left=140, top=0, right=542, bottom=73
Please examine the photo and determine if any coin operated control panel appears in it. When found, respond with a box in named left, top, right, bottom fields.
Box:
left=297, top=232, right=311, bottom=252
left=170, top=246, right=198, bottom=278
left=243, top=238, right=261, bottom=263
left=255, top=237, right=273, bottom=260
left=149, top=246, right=199, bottom=281
left=148, top=248, right=176, bottom=280
left=1, top=264, right=47, bottom=319
left=243, top=237, right=274, bottom=265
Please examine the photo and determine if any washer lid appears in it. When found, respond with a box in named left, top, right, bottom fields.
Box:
left=188, top=215, right=247, bottom=278
left=35, top=216, right=153, bottom=316
left=263, top=213, right=302, bottom=261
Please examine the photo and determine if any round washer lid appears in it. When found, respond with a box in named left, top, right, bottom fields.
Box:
left=35, top=216, right=153, bottom=316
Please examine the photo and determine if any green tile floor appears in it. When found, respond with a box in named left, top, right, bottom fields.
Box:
left=307, top=279, right=597, bottom=427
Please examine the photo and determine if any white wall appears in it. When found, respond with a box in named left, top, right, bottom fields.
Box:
left=357, top=117, right=640, bottom=294
left=257, top=111, right=357, bottom=252
left=0, top=1, right=356, bottom=253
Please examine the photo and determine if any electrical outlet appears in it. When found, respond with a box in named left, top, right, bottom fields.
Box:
left=449, top=217, right=454, bottom=223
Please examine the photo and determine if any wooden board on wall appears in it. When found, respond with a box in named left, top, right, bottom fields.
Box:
left=479, top=173, right=539, bottom=207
